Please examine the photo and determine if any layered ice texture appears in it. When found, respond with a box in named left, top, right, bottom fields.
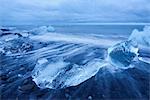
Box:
left=32, top=58, right=107, bottom=89
left=30, top=26, right=55, bottom=34
left=0, top=25, right=55, bottom=55
left=107, top=40, right=138, bottom=69
left=129, top=26, right=150, bottom=46
left=0, top=25, right=150, bottom=99
left=129, top=26, right=150, bottom=64
left=107, top=26, right=150, bottom=68
left=0, top=27, right=30, bottom=55
left=30, top=26, right=150, bottom=89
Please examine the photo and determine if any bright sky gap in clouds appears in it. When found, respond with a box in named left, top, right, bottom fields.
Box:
left=0, top=0, right=150, bottom=25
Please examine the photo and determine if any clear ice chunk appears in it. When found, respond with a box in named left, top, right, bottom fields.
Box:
left=129, top=26, right=150, bottom=46
left=107, top=40, right=139, bottom=68
left=30, top=26, right=55, bottom=34
left=32, top=58, right=106, bottom=89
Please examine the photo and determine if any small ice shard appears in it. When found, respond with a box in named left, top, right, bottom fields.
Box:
left=30, top=25, right=55, bottom=34
left=37, top=58, right=48, bottom=65
left=0, top=47, right=5, bottom=54
left=47, top=26, right=55, bottom=32
left=129, top=26, right=150, bottom=46
left=20, top=32, right=29, bottom=38
left=32, top=58, right=106, bottom=89
left=0, top=36, right=33, bottom=55
left=107, top=40, right=138, bottom=68
left=139, top=57, right=150, bottom=64
left=4, top=34, right=19, bottom=42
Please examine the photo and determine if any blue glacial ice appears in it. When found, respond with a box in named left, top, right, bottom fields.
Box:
left=129, top=26, right=150, bottom=47
left=30, top=25, right=55, bottom=35
left=107, top=40, right=139, bottom=69
left=31, top=26, right=150, bottom=89
left=107, top=26, right=150, bottom=67
left=1, top=25, right=148, bottom=89
left=129, top=26, right=150, bottom=64
left=1, top=25, right=150, bottom=100
left=32, top=58, right=107, bottom=89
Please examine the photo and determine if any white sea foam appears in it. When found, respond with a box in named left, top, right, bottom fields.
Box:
left=30, top=32, right=122, bottom=47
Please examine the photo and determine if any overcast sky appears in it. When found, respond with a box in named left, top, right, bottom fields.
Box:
left=0, top=0, right=150, bottom=25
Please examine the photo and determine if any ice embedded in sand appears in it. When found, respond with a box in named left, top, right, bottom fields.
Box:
left=32, top=58, right=106, bottom=89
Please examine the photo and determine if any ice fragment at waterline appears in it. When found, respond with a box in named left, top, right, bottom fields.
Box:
left=129, top=26, right=150, bottom=46
left=107, top=40, right=138, bottom=68
left=30, top=26, right=55, bottom=34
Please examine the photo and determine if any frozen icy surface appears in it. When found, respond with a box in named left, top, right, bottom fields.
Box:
left=30, top=25, right=150, bottom=90
left=107, top=26, right=150, bottom=68
left=0, top=25, right=150, bottom=99
left=107, top=40, right=139, bottom=69
left=31, top=26, right=150, bottom=89
left=32, top=58, right=107, bottom=89
left=129, top=26, right=150, bottom=46
left=30, top=26, right=55, bottom=34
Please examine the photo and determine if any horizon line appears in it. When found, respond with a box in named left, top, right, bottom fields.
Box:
left=1, top=22, right=150, bottom=26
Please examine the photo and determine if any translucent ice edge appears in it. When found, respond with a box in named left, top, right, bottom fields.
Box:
left=31, top=25, right=150, bottom=89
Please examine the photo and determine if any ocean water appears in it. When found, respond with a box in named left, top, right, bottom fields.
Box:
left=0, top=25, right=149, bottom=99
left=7, top=25, right=145, bottom=35
left=54, top=25, right=144, bottom=35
